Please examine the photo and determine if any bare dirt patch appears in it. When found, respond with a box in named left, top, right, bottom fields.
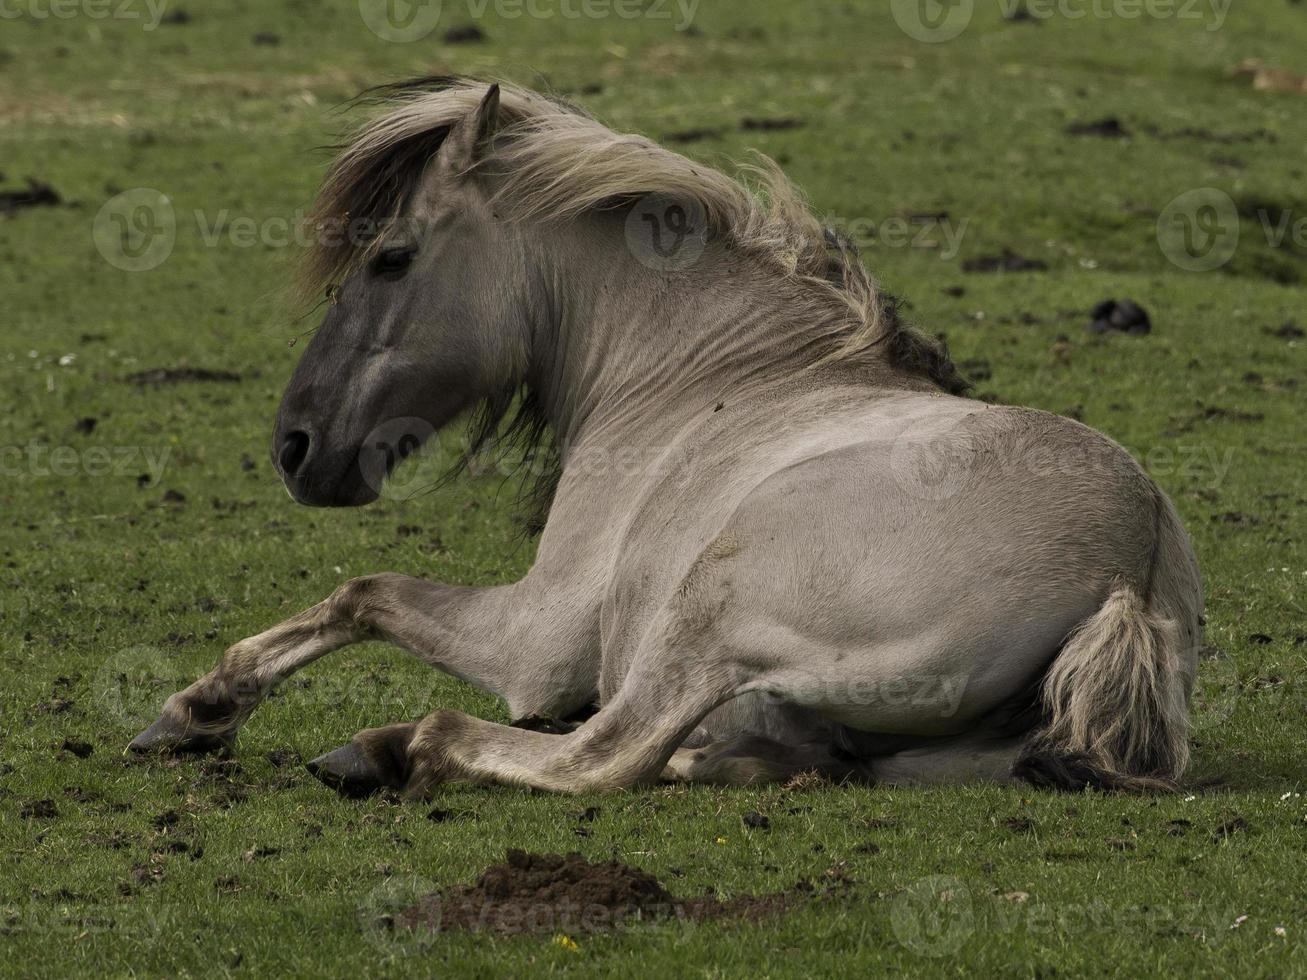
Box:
left=394, top=849, right=819, bottom=935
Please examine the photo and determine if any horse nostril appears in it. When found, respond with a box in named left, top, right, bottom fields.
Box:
left=279, top=430, right=312, bottom=477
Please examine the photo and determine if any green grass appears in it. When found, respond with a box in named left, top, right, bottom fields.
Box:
left=2, top=1, right=1306, bottom=976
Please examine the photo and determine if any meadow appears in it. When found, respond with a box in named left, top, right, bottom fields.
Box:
left=1, top=1, right=1305, bottom=975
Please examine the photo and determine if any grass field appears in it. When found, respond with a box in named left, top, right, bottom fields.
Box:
left=2, top=1, right=1306, bottom=975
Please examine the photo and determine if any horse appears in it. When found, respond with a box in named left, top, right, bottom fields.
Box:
left=128, top=78, right=1203, bottom=797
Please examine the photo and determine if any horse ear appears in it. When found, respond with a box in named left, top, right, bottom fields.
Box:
left=440, top=84, right=502, bottom=177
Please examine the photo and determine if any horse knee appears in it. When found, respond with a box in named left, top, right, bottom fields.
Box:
left=327, top=573, right=409, bottom=629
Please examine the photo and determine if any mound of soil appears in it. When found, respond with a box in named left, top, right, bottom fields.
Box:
left=395, top=849, right=801, bottom=935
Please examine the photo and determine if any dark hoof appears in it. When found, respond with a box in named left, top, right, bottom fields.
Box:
left=128, top=716, right=232, bottom=756
left=306, top=743, right=403, bottom=799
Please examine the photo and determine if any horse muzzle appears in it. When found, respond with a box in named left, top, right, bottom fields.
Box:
left=271, top=425, right=381, bottom=507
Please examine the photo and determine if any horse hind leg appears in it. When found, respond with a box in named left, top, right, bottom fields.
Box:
left=397, top=643, right=739, bottom=795
left=389, top=542, right=758, bottom=796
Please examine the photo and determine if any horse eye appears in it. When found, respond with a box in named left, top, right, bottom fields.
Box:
left=372, top=246, right=417, bottom=276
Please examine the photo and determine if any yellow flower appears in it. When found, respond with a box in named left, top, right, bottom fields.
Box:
left=552, top=934, right=579, bottom=951
left=715, top=836, right=728, bottom=845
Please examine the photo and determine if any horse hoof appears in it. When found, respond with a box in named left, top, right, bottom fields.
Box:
left=306, top=743, right=399, bottom=799
left=128, top=716, right=232, bottom=756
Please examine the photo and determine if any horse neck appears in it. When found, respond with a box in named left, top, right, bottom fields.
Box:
left=523, top=214, right=852, bottom=448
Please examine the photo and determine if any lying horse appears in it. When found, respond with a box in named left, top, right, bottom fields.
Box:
left=130, top=79, right=1203, bottom=796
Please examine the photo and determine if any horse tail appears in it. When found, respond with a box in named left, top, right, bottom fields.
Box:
left=1014, top=491, right=1202, bottom=792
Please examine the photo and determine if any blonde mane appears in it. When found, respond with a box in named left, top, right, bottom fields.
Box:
left=302, top=76, right=966, bottom=395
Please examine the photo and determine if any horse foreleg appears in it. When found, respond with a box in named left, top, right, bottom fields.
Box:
left=126, top=573, right=596, bottom=755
